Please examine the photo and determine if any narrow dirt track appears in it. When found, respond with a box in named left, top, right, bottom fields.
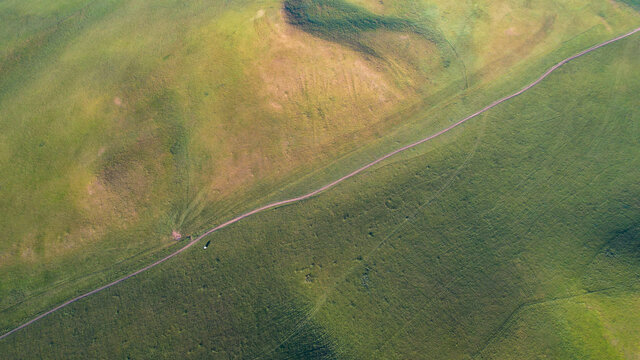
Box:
left=1, top=26, right=638, bottom=341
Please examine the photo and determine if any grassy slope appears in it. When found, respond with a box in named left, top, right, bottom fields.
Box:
left=0, top=0, right=638, bottom=343
left=0, top=0, right=453, bottom=330
left=1, top=28, right=638, bottom=359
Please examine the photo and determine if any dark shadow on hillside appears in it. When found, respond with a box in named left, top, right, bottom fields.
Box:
left=282, top=0, right=444, bottom=56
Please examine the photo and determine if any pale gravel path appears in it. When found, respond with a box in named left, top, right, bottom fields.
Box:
left=1, top=26, right=638, bottom=341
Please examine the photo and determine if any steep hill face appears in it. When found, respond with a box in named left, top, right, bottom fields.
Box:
left=0, top=0, right=638, bottom=337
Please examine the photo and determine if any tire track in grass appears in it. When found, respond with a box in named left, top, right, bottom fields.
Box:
left=1, top=26, right=638, bottom=342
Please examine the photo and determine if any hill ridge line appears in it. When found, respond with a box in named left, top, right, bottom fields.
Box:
left=1, top=26, right=638, bottom=341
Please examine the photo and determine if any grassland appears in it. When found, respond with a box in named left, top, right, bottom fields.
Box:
left=0, top=0, right=454, bottom=331
left=1, top=0, right=639, bottom=356
left=1, top=20, right=639, bottom=358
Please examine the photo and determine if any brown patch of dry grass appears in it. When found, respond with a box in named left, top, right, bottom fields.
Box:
left=188, top=9, right=432, bottom=202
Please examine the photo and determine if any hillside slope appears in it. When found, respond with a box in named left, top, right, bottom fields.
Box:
left=1, top=0, right=639, bottom=345
left=1, top=23, right=638, bottom=359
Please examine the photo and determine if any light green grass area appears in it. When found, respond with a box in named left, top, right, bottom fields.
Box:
left=1, top=23, right=638, bottom=359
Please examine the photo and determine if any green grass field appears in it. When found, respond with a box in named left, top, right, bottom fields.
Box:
left=2, top=13, right=640, bottom=360
left=1, top=0, right=639, bottom=358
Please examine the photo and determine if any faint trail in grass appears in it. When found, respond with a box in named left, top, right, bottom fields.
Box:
left=257, top=115, right=487, bottom=359
left=444, top=37, right=469, bottom=89
left=0, top=26, right=638, bottom=342
left=486, top=46, right=632, bottom=256
left=355, top=122, right=487, bottom=356
left=479, top=40, right=630, bottom=224
left=469, top=286, right=634, bottom=359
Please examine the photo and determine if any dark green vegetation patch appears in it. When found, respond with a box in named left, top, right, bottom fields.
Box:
left=283, top=0, right=446, bottom=56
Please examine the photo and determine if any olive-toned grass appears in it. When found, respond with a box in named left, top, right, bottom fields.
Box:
left=0, top=0, right=638, bottom=352
left=1, top=23, right=638, bottom=359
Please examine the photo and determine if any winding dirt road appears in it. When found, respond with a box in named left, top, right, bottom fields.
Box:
left=1, top=26, right=638, bottom=341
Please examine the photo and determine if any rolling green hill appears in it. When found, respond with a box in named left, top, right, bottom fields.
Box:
left=1, top=0, right=639, bottom=358
left=2, top=11, right=640, bottom=360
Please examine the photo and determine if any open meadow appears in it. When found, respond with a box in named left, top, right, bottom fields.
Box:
left=0, top=0, right=639, bottom=358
